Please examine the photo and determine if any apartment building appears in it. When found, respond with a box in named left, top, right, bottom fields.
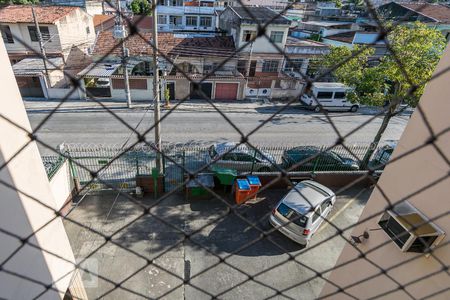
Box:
left=0, top=5, right=95, bottom=63
left=320, top=47, right=450, bottom=300
left=156, top=0, right=222, bottom=33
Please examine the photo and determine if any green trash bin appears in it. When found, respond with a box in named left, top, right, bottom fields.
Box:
left=211, top=166, right=237, bottom=186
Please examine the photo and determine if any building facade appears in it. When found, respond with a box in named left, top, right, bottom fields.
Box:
left=0, top=5, right=96, bottom=63
left=320, top=47, right=450, bottom=300
left=156, top=0, right=223, bottom=33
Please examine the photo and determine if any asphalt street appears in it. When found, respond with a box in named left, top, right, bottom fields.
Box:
left=27, top=106, right=410, bottom=155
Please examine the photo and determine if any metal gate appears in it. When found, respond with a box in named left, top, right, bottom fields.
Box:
left=215, top=83, right=238, bottom=100
left=190, top=82, right=212, bottom=99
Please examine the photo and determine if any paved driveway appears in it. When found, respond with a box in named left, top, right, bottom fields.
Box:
left=64, top=186, right=371, bottom=299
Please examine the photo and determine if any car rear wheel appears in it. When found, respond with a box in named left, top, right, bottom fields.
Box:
left=350, top=105, right=358, bottom=112
left=314, top=106, right=321, bottom=113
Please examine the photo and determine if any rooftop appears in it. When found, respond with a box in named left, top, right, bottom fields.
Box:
left=399, top=2, right=450, bottom=23
left=93, top=30, right=236, bottom=58
left=93, top=14, right=115, bottom=28
left=300, top=20, right=353, bottom=27
left=229, top=6, right=291, bottom=25
left=286, top=37, right=328, bottom=47
left=313, top=82, right=348, bottom=89
left=0, top=5, right=78, bottom=24
left=12, top=57, right=64, bottom=75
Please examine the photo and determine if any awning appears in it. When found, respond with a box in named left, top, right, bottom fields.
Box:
left=13, top=57, right=64, bottom=76
left=77, top=63, right=121, bottom=78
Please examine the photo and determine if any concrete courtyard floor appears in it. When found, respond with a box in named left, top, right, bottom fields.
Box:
left=64, top=186, right=372, bottom=300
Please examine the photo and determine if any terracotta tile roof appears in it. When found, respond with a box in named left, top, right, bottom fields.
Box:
left=0, top=5, right=78, bottom=24
left=399, top=3, right=450, bottom=23
left=93, top=30, right=236, bottom=58
left=93, top=14, right=115, bottom=28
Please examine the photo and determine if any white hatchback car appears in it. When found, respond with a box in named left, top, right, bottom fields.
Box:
left=269, top=180, right=336, bottom=246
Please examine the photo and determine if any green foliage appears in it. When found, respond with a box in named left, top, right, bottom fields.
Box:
left=381, top=22, right=446, bottom=107
left=164, top=88, right=170, bottom=103
left=0, top=0, right=39, bottom=4
left=333, top=0, right=342, bottom=8
left=130, top=0, right=152, bottom=16
left=317, top=22, right=446, bottom=107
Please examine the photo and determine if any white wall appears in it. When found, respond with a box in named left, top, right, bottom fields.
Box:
left=47, top=87, right=82, bottom=100
left=3, top=23, right=62, bottom=54
left=49, top=160, right=75, bottom=211
left=238, top=24, right=290, bottom=53
left=110, top=78, right=154, bottom=101
left=55, top=9, right=96, bottom=55
left=0, top=40, right=79, bottom=299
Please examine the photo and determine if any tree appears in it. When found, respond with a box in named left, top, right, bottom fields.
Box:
left=316, top=22, right=446, bottom=167
left=130, top=0, right=152, bottom=16
left=0, top=0, right=39, bottom=4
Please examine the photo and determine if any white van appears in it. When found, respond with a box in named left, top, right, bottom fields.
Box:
left=300, top=82, right=359, bottom=112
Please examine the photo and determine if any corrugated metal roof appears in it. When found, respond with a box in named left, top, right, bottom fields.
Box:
left=12, top=57, right=64, bottom=75
left=77, top=63, right=121, bottom=78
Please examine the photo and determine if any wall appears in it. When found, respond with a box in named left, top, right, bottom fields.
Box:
left=55, top=8, right=95, bottom=56
left=47, top=87, right=83, bottom=100
left=48, top=159, right=75, bottom=212
left=0, top=39, right=81, bottom=299
left=320, top=47, right=450, bottom=299
left=111, top=77, right=154, bottom=101
left=238, top=24, right=290, bottom=53
left=2, top=23, right=62, bottom=55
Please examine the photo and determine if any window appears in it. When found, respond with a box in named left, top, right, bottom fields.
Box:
left=86, top=26, right=90, bottom=34
left=237, top=60, right=247, bottom=75
left=334, top=92, right=346, bottom=99
left=157, top=15, right=167, bottom=24
left=276, top=203, right=308, bottom=227
left=1, top=25, right=14, bottom=44
left=262, top=60, right=279, bottom=73
left=284, top=59, right=303, bottom=72
left=235, top=153, right=254, bottom=162
left=200, top=16, right=212, bottom=27
left=242, top=30, right=256, bottom=42
left=169, top=0, right=182, bottom=6
left=28, top=26, right=50, bottom=42
left=311, top=206, right=321, bottom=223
left=270, top=31, right=284, bottom=43
left=203, top=64, right=213, bottom=74
left=320, top=200, right=331, bottom=215
left=317, top=91, right=333, bottom=99
left=169, top=16, right=182, bottom=25
left=186, top=16, right=197, bottom=27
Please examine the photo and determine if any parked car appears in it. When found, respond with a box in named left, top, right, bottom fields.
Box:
left=96, top=78, right=111, bottom=88
left=369, top=140, right=397, bottom=169
left=282, top=146, right=359, bottom=171
left=269, top=180, right=336, bottom=246
left=207, top=142, right=276, bottom=173
left=300, top=82, right=359, bottom=112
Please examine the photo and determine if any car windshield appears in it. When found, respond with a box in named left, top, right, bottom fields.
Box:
left=276, top=202, right=308, bottom=228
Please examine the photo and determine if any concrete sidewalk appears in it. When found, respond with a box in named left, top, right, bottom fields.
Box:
left=23, top=98, right=284, bottom=114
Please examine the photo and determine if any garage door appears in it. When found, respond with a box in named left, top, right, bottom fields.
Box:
left=215, top=83, right=238, bottom=100
left=190, top=82, right=212, bottom=100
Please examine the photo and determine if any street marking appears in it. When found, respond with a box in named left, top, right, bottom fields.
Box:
left=316, top=189, right=367, bottom=235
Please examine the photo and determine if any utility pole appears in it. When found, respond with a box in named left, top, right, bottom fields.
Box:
left=116, top=1, right=132, bottom=108
left=152, top=0, right=162, bottom=172
left=31, top=6, right=49, bottom=80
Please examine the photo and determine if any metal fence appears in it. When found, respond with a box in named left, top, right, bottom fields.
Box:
left=1, top=0, right=449, bottom=300
left=52, top=143, right=379, bottom=192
